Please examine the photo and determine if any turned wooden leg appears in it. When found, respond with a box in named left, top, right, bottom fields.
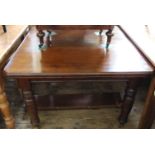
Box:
left=138, top=77, right=155, bottom=128
left=0, top=84, right=14, bottom=128
left=119, top=79, right=139, bottom=124
left=19, top=79, right=40, bottom=127
left=105, top=27, right=114, bottom=49
left=37, top=30, right=45, bottom=48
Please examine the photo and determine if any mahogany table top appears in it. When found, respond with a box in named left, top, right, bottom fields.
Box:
left=4, top=26, right=153, bottom=78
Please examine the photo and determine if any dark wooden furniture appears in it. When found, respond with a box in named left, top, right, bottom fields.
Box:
left=119, top=25, right=155, bottom=128
left=36, top=25, right=114, bottom=49
left=2, top=25, right=7, bottom=33
left=3, top=26, right=153, bottom=128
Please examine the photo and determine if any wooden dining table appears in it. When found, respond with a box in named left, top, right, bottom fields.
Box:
left=3, top=26, right=153, bottom=128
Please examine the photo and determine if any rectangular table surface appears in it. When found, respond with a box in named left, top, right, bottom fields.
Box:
left=4, top=26, right=153, bottom=78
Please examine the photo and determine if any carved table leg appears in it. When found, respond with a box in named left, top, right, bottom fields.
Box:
left=106, top=27, right=114, bottom=49
left=138, top=77, right=155, bottom=128
left=37, top=30, right=45, bottom=48
left=119, top=79, right=139, bottom=124
left=0, top=83, right=14, bottom=128
left=19, top=79, right=40, bottom=127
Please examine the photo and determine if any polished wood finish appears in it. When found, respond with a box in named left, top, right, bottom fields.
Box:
left=5, top=27, right=152, bottom=76
left=119, top=25, right=155, bottom=128
left=36, top=25, right=114, bottom=49
left=4, top=26, right=153, bottom=127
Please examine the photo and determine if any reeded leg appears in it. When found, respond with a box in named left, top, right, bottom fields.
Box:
left=119, top=79, right=139, bottom=124
left=0, top=84, right=14, bottom=128
left=19, top=79, right=40, bottom=127
left=37, top=30, right=45, bottom=48
left=138, top=77, right=155, bottom=128
left=106, top=27, right=114, bottom=49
